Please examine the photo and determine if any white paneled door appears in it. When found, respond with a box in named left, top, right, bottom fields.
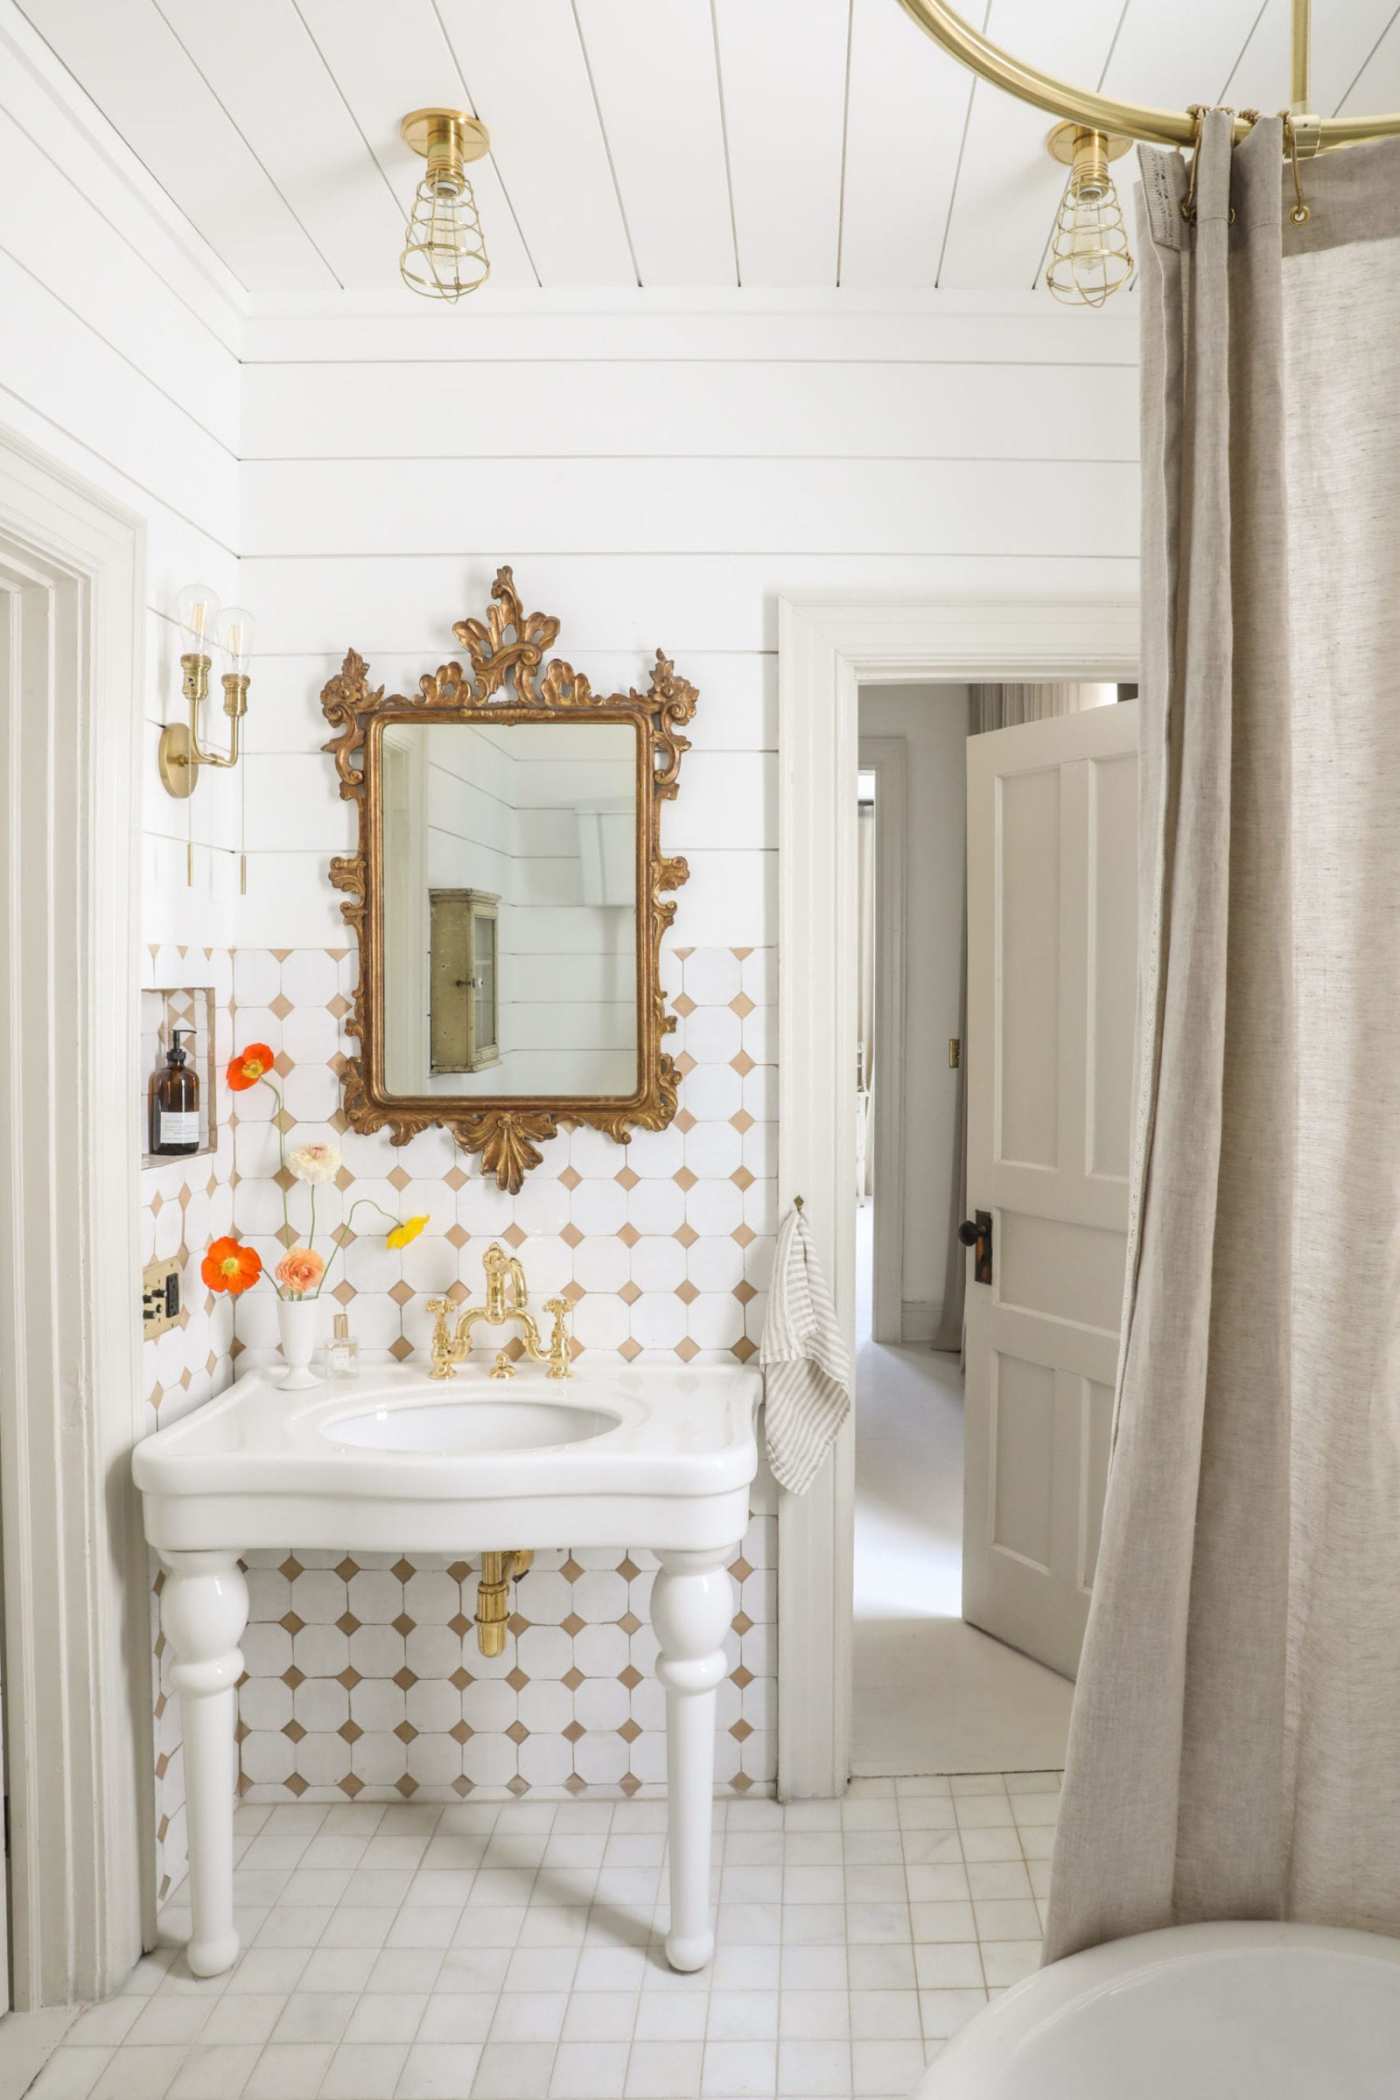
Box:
left=962, top=701, right=1139, bottom=1681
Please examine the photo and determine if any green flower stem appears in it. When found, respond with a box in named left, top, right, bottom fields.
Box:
left=317, top=1196, right=402, bottom=1297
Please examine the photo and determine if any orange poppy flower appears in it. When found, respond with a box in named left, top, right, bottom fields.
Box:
left=227, top=1042, right=275, bottom=1091
left=203, top=1236, right=263, bottom=1295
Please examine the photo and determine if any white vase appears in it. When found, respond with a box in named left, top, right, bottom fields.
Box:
left=276, top=1295, right=323, bottom=1390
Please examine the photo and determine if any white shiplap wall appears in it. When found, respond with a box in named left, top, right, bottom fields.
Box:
left=237, top=296, right=1139, bottom=949
left=0, top=4, right=244, bottom=949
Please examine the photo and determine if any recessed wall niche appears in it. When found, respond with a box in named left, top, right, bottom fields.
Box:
left=140, top=984, right=217, bottom=1169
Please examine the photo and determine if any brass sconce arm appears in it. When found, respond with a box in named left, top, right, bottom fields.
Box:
left=159, top=592, right=254, bottom=799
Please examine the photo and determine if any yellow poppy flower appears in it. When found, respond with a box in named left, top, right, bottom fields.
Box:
left=387, top=1214, right=429, bottom=1249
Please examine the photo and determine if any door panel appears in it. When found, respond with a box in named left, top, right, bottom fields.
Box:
left=963, top=703, right=1139, bottom=1680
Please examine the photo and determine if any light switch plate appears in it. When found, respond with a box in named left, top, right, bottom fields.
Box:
left=142, top=1256, right=181, bottom=1339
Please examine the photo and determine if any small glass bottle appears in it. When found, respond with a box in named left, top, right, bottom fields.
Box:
left=326, top=1311, right=359, bottom=1378
left=151, top=1026, right=200, bottom=1157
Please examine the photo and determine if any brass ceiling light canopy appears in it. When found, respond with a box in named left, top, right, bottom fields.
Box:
left=1044, top=123, right=1133, bottom=309
left=399, top=107, right=491, bottom=303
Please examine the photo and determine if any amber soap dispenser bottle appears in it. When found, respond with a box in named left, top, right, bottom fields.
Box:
left=152, top=1026, right=200, bottom=1157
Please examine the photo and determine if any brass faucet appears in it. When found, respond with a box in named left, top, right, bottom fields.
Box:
left=426, top=1242, right=571, bottom=1381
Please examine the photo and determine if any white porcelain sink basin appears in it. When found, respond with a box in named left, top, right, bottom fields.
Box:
left=324, top=1396, right=621, bottom=1453
left=134, top=1361, right=760, bottom=1555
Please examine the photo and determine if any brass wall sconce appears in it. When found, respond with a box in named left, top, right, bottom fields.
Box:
left=399, top=107, right=491, bottom=303
left=158, top=584, right=254, bottom=799
left=1044, top=123, right=1133, bottom=307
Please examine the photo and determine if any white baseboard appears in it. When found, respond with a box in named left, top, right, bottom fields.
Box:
left=901, top=1300, right=941, bottom=1344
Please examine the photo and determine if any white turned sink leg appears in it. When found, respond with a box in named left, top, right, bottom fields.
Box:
left=652, top=1544, right=739, bottom=1973
left=160, top=1551, right=249, bottom=1977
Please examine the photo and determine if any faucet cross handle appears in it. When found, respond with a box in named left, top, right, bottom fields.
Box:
left=425, top=1297, right=459, bottom=1381
left=543, top=1296, right=572, bottom=1381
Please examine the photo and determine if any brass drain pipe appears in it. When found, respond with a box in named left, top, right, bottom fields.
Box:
left=474, top=1549, right=533, bottom=1657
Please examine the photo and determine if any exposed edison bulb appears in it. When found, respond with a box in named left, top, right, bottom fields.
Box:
left=175, top=581, right=220, bottom=648
left=1045, top=126, right=1133, bottom=308
left=399, top=109, right=491, bottom=304
left=216, top=604, right=256, bottom=675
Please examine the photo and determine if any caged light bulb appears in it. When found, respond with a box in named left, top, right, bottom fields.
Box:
left=1045, top=126, right=1134, bottom=308
left=399, top=109, right=491, bottom=304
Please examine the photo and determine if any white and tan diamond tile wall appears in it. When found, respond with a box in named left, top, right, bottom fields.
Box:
left=236, top=1530, right=775, bottom=1808
left=141, top=946, right=241, bottom=1902
left=140, top=942, right=776, bottom=1880
left=225, top=944, right=776, bottom=1376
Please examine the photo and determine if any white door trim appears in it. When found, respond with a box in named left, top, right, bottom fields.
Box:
left=776, top=594, right=1137, bottom=1799
left=856, top=737, right=907, bottom=1346
left=0, top=428, right=147, bottom=2004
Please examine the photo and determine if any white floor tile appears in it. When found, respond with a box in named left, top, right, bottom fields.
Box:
left=20, top=1783, right=1068, bottom=2100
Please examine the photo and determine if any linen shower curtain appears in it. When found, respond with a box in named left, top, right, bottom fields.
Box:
left=1046, top=111, right=1400, bottom=1961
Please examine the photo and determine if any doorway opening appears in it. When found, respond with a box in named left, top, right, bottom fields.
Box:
left=849, top=680, right=1128, bottom=1779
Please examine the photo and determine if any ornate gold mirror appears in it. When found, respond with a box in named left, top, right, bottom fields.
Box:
left=322, top=569, right=696, bottom=1191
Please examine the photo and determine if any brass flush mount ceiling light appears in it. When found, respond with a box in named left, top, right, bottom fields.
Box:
left=399, top=107, right=491, bottom=302
left=1044, top=122, right=1133, bottom=307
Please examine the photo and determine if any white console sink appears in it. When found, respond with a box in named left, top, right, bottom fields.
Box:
left=134, top=1360, right=761, bottom=1983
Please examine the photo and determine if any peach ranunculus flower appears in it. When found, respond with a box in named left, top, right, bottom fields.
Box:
left=288, top=1142, right=341, bottom=1185
left=275, top=1245, right=326, bottom=1299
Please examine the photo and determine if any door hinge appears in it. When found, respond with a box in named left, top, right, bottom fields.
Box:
left=947, top=1037, right=961, bottom=1069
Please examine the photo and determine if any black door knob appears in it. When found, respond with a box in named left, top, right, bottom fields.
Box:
left=957, top=1219, right=980, bottom=1247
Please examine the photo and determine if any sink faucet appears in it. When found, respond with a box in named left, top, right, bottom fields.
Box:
left=426, top=1242, right=571, bottom=1382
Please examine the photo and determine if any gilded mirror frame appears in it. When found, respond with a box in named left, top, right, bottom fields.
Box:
left=321, top=568, right=696, bottom=1192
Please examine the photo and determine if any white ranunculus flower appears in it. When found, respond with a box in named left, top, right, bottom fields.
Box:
left=288, top=1141, right=341, bottom=1185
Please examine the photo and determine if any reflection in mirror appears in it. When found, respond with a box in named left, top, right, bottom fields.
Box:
left=381, top=720, right=639, bottom=1098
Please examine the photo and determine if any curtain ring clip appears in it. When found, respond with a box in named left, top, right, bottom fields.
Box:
left=1181, top=105, right=1238, bottom=226
left=1285, top=112, right=1311, bottom=224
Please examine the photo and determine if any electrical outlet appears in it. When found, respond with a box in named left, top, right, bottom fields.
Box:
left=142, top=1257, right=181, bottom=1338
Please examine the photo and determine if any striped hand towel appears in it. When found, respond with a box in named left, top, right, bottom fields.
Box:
left=759, top=1204, right=852, bottom=1495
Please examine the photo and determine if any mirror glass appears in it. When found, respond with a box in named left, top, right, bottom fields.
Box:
left=380, top=719, right=639, bottom=1098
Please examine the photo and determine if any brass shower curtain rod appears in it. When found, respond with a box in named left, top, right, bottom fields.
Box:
left=894, top=0, right=1400, bottom=154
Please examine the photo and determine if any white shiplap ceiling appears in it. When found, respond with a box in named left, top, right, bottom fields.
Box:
left=18, top=0, right=1400, bottom=300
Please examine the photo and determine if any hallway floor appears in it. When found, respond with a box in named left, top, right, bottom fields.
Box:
left=853, top=1207, right=1073, bottom=1777
left=2, top=1777, right=1058, bottom=2100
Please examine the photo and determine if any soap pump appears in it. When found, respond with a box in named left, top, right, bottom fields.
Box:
left=151, top=1026, right=200, bottom=1157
